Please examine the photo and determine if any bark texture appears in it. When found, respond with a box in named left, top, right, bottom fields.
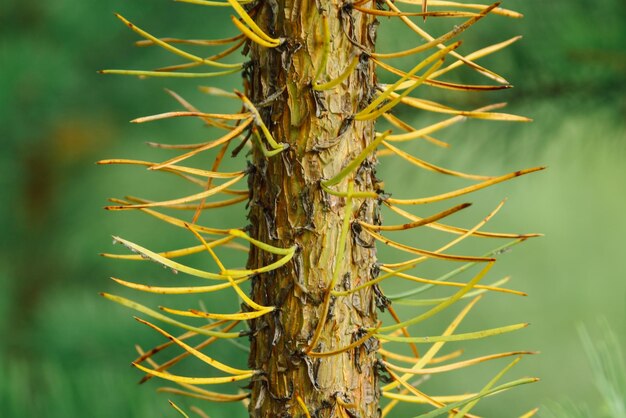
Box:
left=245, top=1, right=382, bottom=416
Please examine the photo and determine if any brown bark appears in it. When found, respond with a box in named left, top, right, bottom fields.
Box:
left=245, top=1, right=383, bottom=416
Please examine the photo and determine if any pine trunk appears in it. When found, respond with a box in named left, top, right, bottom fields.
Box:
left=246, top=2, right=382, bottom=416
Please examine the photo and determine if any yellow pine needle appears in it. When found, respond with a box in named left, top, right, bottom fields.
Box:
left=161, top=306, right=273, bottom=321
left=420, top=78, right=510, bottom=92
left=321, top=131, right=389, bottom=187
left=381, top=268, right=524, bottom=296
left=99, top=68, right=241, bottom=78
left=216, top=189, right=248, bottom=196
left=326, top=182, right=356, bottom=292
left=125, top=196, right=248, bottom=211
left=363, top=228, right=494, bottom=262
left=111, top=277, right=248, bottom=294
left=107, top=202, right=233, bottom=235
left=386, top=239, right=526, bottom=300
left=359, top=58, right=446, bottom=121
left=134, top=320, right=233, bottom=363
left=400, top=0, right=523, bottom=19
left=381, top=398, right=401, bottom=417
left=102, top=243, right=211, bottom=260
left=230, top=16, right=280, bottom=48
left=381, top=113, right=450, bottom=147
left=306, top=181, right=354, bottom=353
left=227, top=229, right=296, bottom=255
left=139, top=349, right=162, bottom=377
left=150, top=118, right=253, bottom=169
left=251, top=129, right=287, bottom=157
left=382, top=350, right=536, bottom=375
left=308, top=325, right=380, bottom=358
left=199, top=86, right=239, bottom=98
left=131, top=111, right=250, bottom=124
left=329, top=267, right=391, bottom=296
left=384, top=0, right=508, bottom=83
left=156, top=38, right=246, bottom=72
left=383, top=380, right=481, bottom=418
left=226, top=0, right=281, bottom=45
left=376, top=149, right=395, bottom=157
left=101, top=293, right=242, bottom=338
left=430, top=349, right=465, bottom=364
left=109, top=236, right=230, bottom=280
left=393, top=276, right=526, bottom=302
left=385, top=166, right=545, bottom=205
left=455, top=356, right=522, bottom=417
left=97, top=158, right=244, bottom=179
left=379, top=348, right=464, bottom=364
left=190, top=125, right=238, bottom=224
left=386, top=202, right=541, bottom=239
left=440, top=198, right=507, bottom=247
left=105, top=174, right=245, bottom=210
left=176, top=0, right=253, bottom=7
left=136, top=321, right=242, bottom=383
left=333, top=222, right=502, bottom=296
left=168, top=400, right=190, bottom=418
left=387, top=305, right=420, bottom=358
left=296, top=395, right=312, bottom=418
left=379, top=348, right=418, bottom=364
left=235, top=91, right=284, bottom=151
left=190, top=407, right=211, bottom=418
left=114, top=14, right=242, bottom=69
left=360, top=202, right=470, bottom=232
left=384, top=368, right=479, bottom=416
left=147, top=140, right=236, bottom=150
left=377, top=322, right=528, bottom=343
left=158, top=387, right=248, bottom=402
left=382, top=141, right=494, bottom=180
left=383, top=103, right=506, bottom=143
left=336, top=397, right=357, bottom=410
left=393, top=94, right=531, bottom=122
left=186, top=225, right=275, bottom=312
left=164, top=88, right=237, bottom=130
left=313, top=55, right=360, bottom=91
left=141, top=345, right=184, bottom=372
left=374, top=59, right=510, bottom=92
left=383, top=295, right=480, bottom=391
left=519, top=408, right=540, bottom=418
left=420, top=379, right=539, bottom=418
left=100, top=162, right=205, bottom=187
left=382, top=199, right=507, bottom=270
left=373, top=3, right=497, bottom=59
left=135, top=33, right=245, bottom=47
left=136, top=317, right=253, bottom=375
left=222, top=250, right=296, bottom=277
left=430, top=35, right=522, bottom=80
left=133, top=362, right=255, bottom=385
left=377, top=262, right=494, bottom=333
left=357, top=43, right=459, bottom=120
left=382, top=392, right=477, bottom=404
left=337, top=405, right=351, bottom=418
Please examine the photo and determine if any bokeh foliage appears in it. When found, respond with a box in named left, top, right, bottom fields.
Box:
left=1, top=0, right=625, bottom=416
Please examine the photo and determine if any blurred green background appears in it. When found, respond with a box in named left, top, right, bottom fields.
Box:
left=1, top=0, right=625, bottom=416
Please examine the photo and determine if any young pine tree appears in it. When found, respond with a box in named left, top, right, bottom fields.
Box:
left=100, top=1, right=543, bottom=416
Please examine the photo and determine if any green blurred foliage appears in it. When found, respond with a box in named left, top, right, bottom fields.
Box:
left=1, top=0, right=625, bottom=416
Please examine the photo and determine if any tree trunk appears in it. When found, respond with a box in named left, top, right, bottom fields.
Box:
left=246, top=2, right=382, bottom=416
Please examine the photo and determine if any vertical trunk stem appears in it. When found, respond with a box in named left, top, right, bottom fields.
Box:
left=246, top=1, right=382, bottom=416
